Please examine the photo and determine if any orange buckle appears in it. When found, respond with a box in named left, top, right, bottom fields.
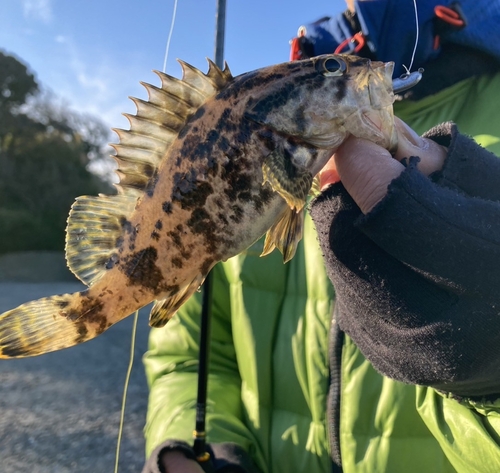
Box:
left=434, top=5, right=466, bottom=28
left=334, top=32, right=365, bottom=54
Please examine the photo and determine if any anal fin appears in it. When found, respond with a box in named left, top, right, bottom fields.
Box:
left=262, top=149, right=313, bottom=211
left=261, top=207, right=305, bottom=263
left=149, top=274, right=206, bottom=327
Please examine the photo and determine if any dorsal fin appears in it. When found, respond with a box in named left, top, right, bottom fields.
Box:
left=65, top=59, right=233, bottom=286
left=111, top=59, right=233, bottom=197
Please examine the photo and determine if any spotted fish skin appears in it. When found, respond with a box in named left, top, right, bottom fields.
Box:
left=0, top=54, right=397, bottom=358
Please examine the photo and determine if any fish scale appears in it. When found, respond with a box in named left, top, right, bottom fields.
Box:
left=0, top=54, right=397, bottom=358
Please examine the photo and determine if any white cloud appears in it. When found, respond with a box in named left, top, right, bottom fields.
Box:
left=51, top=35, right=147, bottom=131
left=22, top=0, right=53, bottom=23
left=56, top=36, right=110, bottom=98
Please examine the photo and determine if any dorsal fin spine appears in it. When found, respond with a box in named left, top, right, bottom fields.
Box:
left=113, top=59, right=233, bottom=196
left=121, top=114, right=179, bottom=141
left=112, top=145, right=161, bottom=165
left=178, top=60, right=219, bottom=94
left=130, top=97, right=186, bottom=128
left=153, top=70, right=207, bottom=106
left=206, top=59, right=233, bottom=89
left=112, top=128, right=170, bottom=149
left=140, top=82, right=195, bottom=116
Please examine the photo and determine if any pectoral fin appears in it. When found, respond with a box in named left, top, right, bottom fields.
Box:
left=261, top=207, right=305, bottom=263
left=262, top=150, right=313, bottom=211
left=310, top=175, right=321, bottom=198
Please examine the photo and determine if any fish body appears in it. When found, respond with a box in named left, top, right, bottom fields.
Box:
left=0, top=54, right=397, bottom=358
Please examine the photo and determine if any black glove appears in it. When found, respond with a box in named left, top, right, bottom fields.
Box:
left=309, top=127, right=500, bottom=399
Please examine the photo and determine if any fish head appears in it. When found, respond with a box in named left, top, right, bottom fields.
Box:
left=246, top=54, right=398, bottom=160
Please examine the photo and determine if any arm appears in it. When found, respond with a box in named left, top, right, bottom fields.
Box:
left=358, top=129, right=500, bottom=301
left=310, top=120, right=500, bottom=471
left=311, top=120, right=500, bottom=397
left=142, top=263, right=260, bottom=472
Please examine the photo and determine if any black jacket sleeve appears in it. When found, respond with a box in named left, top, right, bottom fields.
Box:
left=425, top=122, right=500, bottom=203
left=141, top=440, right=260, bottom=473
left=309, top=123, right=500, bottom=398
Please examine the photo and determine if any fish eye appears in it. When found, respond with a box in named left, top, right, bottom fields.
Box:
left=320, top=57, right=346, bottom=76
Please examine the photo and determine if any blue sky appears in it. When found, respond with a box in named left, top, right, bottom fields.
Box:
left=2, top=0, right=345, bottom=131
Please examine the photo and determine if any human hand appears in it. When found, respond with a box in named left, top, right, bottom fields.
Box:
left=160, top=450, right=205, bottom=473
left=319, top=117, right=448, bottom=213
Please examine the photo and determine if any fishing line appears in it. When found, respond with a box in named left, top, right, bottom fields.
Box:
left=404, top=0, right=420, bottom=73
left=114, top=310, right=139, bottom=473
left=162, top=0, right=179, bottom=73
left=114, top=3, right=180, bottom=471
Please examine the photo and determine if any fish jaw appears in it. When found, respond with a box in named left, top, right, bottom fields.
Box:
left=343, top=60, right=398, bottom=152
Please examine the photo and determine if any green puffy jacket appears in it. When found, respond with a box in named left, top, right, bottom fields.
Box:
left=144, top=72, right=500, bottom=473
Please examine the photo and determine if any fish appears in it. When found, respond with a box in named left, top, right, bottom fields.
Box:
left=0, top=54, right=397, bottom=358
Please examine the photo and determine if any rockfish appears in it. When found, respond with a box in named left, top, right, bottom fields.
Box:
left=0, top=54, right=397, bottom=358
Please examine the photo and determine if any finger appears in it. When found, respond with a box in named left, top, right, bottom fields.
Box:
left=335, top=136, right=405, bottom=213
left=394, top=117, right=448, bottom=175
left=161, top=451, right=206, bottom=473
left=318, top=156, right=340, bottom=190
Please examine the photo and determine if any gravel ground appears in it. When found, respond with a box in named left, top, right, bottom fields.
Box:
left=0, top=282, right=153, bottom=472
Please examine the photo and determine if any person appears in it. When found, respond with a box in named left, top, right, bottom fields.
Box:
left=141, top=1, right=500, bottom=472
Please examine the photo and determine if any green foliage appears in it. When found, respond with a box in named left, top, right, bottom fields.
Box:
left=0, top=51, right=114, bottom=254
left=0, top=208, right=57, bottom=253
left=0, top=51, right=38, bottom=111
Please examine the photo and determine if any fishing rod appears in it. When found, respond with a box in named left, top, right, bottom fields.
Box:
left=193, top=269, right=213, bottom=464
left=193, top=0, right=226, bottom=468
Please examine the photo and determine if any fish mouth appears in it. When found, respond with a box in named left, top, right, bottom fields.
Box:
left=361, top=107, right=398, bottom=151
left=360, top=61, right=398, bottom=151
left=341, top=103, right=397, bottom=152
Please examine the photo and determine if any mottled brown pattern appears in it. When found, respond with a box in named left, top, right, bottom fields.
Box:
left=105, top=253, right=120, bottom=270
left=144, top=169, right=160, bottom=197
left=200, top=258, right=215, bottom=275
left=57, top=294, right=108, bottom=344
left=120, top=246, right=164, bottom=292
left=162, top=201, right=173, bottom=214
left=171, top=257, right=183, bottom=268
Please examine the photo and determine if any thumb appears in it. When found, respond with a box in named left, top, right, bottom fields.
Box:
left=394, top=117, right=447, bottom=175
left=335, top=136, right=405, bottom=214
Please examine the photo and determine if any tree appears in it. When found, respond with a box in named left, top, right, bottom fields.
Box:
left=0, top=51, right=38, bottom=111
left=0, top=51, right=113, bottom=253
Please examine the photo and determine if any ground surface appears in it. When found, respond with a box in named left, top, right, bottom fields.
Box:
left=0, top=281, right=153, bottom=473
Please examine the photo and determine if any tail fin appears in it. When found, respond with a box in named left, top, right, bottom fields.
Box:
left=0, top=292, right=105, bottom=358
